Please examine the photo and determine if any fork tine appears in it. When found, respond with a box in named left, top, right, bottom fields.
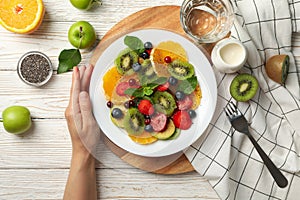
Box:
left=225, top=101, right=234, bottom=115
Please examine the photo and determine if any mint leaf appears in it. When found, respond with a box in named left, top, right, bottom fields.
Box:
left=124, top=88, right=144, bottom=98
left=178, top=76, right=198, bottom=94
left=152, top=77, right=168, bottom=85
left=124, top=35, right=145, bottom=54
left=57, top=49, right=81, bottom=74
left=143, top=87, right=154, bottom=96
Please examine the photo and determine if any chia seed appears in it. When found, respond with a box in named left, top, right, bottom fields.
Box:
left=18, top=51, right=53, bottom=86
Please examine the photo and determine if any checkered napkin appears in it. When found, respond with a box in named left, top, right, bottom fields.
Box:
left=184, top=0, right=300, bottom=199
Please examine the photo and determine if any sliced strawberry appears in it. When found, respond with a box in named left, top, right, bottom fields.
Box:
left=177, top=95, right=193, bottom=110
left=173, top=110, right=192, bottom=130
left=150, top=113, right=167, bottom=132
left=116, top=82, right=130, bottom=96
left=157, top=82, right=169, bottom=92
left=138, top=99, right=155, bottom=115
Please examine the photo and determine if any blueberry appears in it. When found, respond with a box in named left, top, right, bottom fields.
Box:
left=144, top=42, right=153, bottom=50
left=175, top=91, right=185, bottom=100
left=140, top=51, right=149, bottom=59
left=188, top=110, right=197, bottom=118
left=144, top=124, right=153, bottom=132
left=168, top=76, right=178, bottom=85
left=111, top=108, right=123, bottom=119
left=132, top=63, right=142, bottom=72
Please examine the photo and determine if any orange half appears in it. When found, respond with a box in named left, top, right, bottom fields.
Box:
left=0, top=0, right=45, bottom=34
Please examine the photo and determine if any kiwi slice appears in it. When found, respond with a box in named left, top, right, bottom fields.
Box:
left=114, top=48, right=138, bottom=75
left=168, top=59, right=195, bottom=80
left=265, top=54, right=289, bottom=85
left=123, top=108, right=145, bottom=136
left=230, top=74, right=259, bottom=102
left=152, top=120, right=176, bottom=140
left=138, top=59, right=158, bottom=85
left=168, top=128, right=181, bottom=140
left=110, top=105, right=126, bottom=128
left=153, top=91, right=177, bottom=116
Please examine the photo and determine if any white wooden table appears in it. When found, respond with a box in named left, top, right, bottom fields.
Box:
left=1, top=1, right=300, bottom=199
left=0, top=0, right=220, bottom=199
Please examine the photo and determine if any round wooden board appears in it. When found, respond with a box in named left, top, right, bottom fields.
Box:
left=91, top=5, right=215, bottom=174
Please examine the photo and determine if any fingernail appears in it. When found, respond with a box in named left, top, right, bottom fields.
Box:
left=79, top=91, right=89, bottom=100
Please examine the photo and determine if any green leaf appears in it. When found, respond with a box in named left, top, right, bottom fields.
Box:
left=57, top=49, right=81, bottom=74
left=124, top=88, right=145, bottom=98
left=152, top=77, right=168, bottom=85
left=124, top=35, right=145, bottom=53
left=143, top=87, right=154, bottom=96
left=178, top=76, right=198, bottom=94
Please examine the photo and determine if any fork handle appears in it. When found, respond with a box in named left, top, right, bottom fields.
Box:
left=247, top=134, right=288, bottom=188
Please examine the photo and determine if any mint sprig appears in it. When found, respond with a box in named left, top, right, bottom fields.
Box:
left=124, top=77, right=168, bottom=98
left=57, top=49, right=82, bottom=74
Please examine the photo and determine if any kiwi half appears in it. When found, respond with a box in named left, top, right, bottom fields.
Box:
left=114, top=48, right=138, bottom=75
left=265, top=54, right=289, bottom=85
left=168, top=59, right=194, bottom=80
left=123, top=108, right=145, bottom=136
left=230, top=74, right=258, bottom=102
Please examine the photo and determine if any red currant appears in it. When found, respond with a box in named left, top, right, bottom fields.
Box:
left=145, top=118, right=151, bottom=125
left=128, top=79, right=136, bottom=86
left=164, top=56, right=172, bottom=63
left=106, top=101, right=113, bottom=108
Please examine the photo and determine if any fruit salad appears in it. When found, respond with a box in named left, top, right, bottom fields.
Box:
left=103, top=35, right=202, bottom=145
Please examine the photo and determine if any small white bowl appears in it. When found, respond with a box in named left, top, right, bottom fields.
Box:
left=211, top=38, right=247, bottom=73
left=17, top=51, right=53, bottom=87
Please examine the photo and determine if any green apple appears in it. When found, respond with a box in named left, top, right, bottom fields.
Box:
left=1, top=106, right=32, bottom=135
left=68, top=21, right=96, bottom=49
left=70, top=0, right=102, bottom=10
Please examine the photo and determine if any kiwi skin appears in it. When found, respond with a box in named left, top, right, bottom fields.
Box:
left=265, top=54, right=289, bottom=85
left=230, top=73, right=259, bottom=102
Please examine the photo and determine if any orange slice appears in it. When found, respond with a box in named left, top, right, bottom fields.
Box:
left=0, top=0, right=45, bottom=34
left=129, top=135, right=158, bottom=145
left=150, top=41, right=188, bottom=77
left=102, top=66, right=123, bottom=100
left=190, top=84, right=202, bottom=110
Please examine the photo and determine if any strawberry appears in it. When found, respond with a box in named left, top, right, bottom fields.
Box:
left=173, top=110, right=192, bottom=130
left=157, top=82, right=169, bottom=92
left=138, top=99, right=155, bottom=115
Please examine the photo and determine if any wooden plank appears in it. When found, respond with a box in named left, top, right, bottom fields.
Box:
left=0, top=119, right=133, bottom=169
left=0, top=169, right=219, bottom=200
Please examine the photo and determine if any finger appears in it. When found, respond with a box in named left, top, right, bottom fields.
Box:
left=79, top=65, right=86, bottom=80
left=71, top=67, right=81, bottom=116
left=79, top=91, right=95, bottom=127
left=81, top=64, right=94, bottom=92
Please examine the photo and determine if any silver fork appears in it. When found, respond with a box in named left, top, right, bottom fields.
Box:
left=224, top=101, right=288, bottom=188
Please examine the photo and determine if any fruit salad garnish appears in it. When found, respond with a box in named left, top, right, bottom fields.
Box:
left=103, top=36, right=202, bottom=145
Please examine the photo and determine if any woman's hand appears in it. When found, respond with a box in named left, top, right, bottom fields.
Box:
left=65, top=65, right=100, bottom=156
left=63, top=65, right=99, bottom=200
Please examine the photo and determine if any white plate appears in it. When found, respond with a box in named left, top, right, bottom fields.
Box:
left=90, top=29, right=217, bottom=157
